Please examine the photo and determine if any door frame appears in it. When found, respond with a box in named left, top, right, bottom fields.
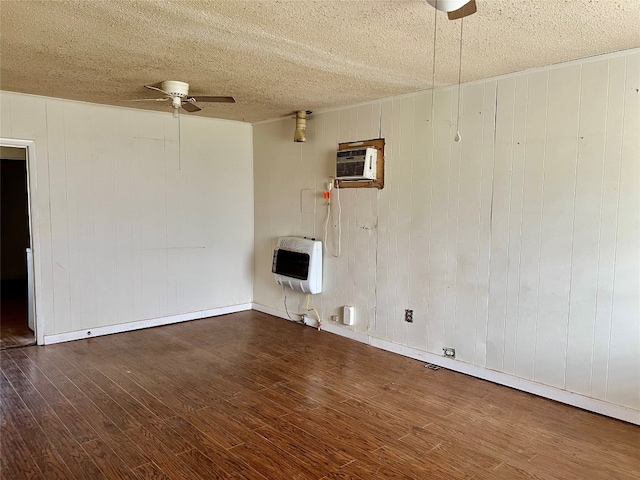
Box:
left=1, top=138, right=44, bottom=345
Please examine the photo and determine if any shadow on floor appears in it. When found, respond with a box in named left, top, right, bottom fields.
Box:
left=1, top=296, right=35, bottom=349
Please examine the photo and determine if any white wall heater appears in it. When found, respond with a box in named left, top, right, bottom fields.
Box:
left=272, top=237, right=322, bottom=294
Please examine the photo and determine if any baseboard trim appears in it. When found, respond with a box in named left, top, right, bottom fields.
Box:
left=43, top=303, right=253, bottom=345
left=252, top=303, right=640, bottom=426
left=252, top=302, right=300, bottom=321
left=318, top=319, right=371, bottom=344
left=367, top=337, right=640, bottom=425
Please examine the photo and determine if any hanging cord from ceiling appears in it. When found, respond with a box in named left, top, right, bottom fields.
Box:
left=454, top=17, right=464, bottom=142
left=178, top=110, right=182, bottom=170
left=430, top=1, right=438, bottom=123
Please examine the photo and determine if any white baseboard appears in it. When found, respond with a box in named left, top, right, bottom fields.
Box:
left=43, top=303, right=252, bottom=345
left=252, top=302, right=301, bottom=321
left=367, top=337, right=640, bottom=425
left=251, top=303, right=640, bottom=426
left=318, top=319, right=371, bottom=344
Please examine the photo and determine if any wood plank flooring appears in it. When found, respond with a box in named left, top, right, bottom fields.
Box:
left=1, top=310, right=638, bottom=479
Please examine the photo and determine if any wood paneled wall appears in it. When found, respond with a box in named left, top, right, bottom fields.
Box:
left=253, top=50, right=640, bottom=411
left=0, top=92, right=254, bottom=337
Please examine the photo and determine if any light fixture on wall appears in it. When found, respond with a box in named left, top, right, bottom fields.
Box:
left=293, top=110, right=312, bottom=142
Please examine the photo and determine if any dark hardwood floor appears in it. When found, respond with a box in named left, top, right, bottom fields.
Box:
left=0, top=297, right=35, bottom=350
left=1, top=310, right=638, bottom=479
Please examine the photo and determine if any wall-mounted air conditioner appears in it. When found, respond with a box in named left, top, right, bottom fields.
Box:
left=272, top=237, right=322, bottom=294
left=336, top=147, right=377, bottom=181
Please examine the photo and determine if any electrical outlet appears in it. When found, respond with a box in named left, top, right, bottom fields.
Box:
left=443, top=347, right=456, bottom=358
left=404, top=309, right=413, bottom=323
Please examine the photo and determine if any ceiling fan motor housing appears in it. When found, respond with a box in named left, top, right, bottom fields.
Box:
left=426, top=0, right=470, bottom=12
left=161, top=80, right=190, bottom=98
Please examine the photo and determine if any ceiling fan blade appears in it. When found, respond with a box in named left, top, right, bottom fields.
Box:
left=144, top=84, right=170, bottom=96
left=448, top=0, right=476, bottom=20
left=129, top=97, right=170, bottom=102
left=189, top=96, right=236, bottom=104
left=181, top=101, right=201, bottom=113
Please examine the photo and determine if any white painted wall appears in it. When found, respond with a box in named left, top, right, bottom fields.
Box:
left=253, top=50, right=640, bottom=414
left=0, top=92, right=254, bottom=338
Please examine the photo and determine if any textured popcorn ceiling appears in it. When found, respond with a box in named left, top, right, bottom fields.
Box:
left=1, top=0, right=639, bottom=123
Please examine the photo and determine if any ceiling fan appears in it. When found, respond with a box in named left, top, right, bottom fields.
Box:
left=426, top=0, right=477, bottom=20
left=133, top=80, right=235, bottom=115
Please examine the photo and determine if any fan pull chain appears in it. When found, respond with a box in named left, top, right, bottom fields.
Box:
left=454, top=17, right=464, bottom=143
left=431, top=2, right=438, bottom=124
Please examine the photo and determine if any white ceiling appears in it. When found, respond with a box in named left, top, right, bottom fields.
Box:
left=1, top=0, right=639, bottom=123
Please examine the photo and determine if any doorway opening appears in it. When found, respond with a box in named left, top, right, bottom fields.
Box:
left=1, top=146, right=35, bottom=349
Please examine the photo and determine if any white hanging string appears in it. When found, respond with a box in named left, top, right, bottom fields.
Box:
left=431, top=2, right=438, bottom=123
left=454, top=17, right=464, bottom=143
left=178, top=109, right=182, bottom=170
